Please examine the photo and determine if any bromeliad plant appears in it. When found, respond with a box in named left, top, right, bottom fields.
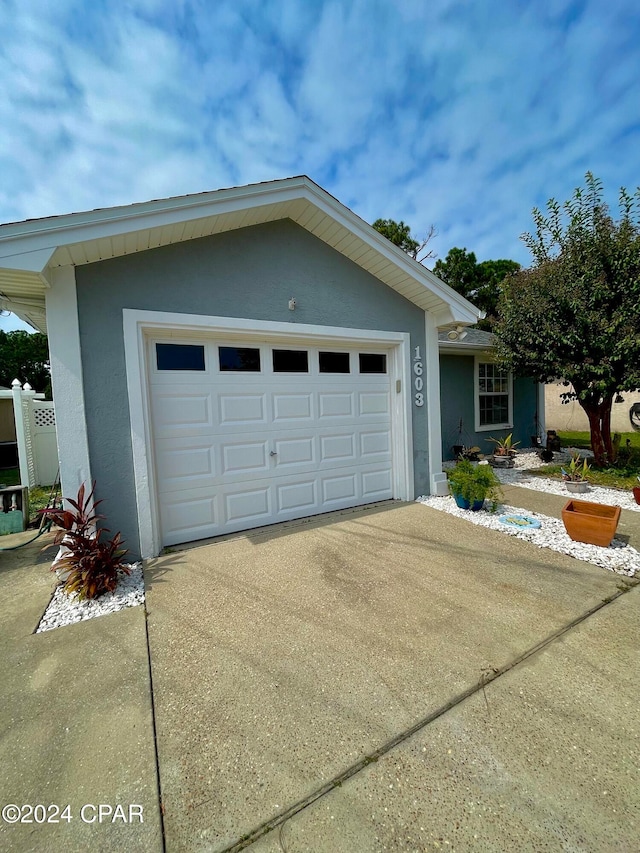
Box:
left=40, top=482, right=129, bottom=601
left=487, top=433, right=520, bottom=456
left=561, top=453, right=591, bottom=482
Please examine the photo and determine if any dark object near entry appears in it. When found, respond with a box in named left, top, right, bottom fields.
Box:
left=0, top=441, right=18, bottom=470
left=546, top=430, right=562, bottom=452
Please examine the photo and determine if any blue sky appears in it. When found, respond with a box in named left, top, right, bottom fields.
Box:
left=1, top=0, right=639, bottom=332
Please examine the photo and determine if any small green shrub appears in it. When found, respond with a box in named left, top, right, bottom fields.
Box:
left=447, top=459, right=503, bottom=511
left=40, top=482, right=129, bottom=601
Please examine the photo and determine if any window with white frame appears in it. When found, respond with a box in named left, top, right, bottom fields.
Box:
left=475, top=360, right=512, bottom=430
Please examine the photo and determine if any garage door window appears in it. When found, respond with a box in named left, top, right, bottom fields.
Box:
left=156, top=343, right=205, bottom=371
left=219, top=346, right=261, bottom=372
left=319, top=351, right=350, bottom=373
left=273, top=349, right=309, bottom=372
left=359, top=353, right=387, bottom=374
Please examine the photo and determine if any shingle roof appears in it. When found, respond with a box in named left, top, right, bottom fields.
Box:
left=438, top=328, right=495, bottom=348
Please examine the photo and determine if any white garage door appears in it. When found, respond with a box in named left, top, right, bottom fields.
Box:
left=148, top=337, right=396, bottom=545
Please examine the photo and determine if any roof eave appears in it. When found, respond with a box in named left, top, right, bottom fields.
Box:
left=0, top=176, right=481, bottom=325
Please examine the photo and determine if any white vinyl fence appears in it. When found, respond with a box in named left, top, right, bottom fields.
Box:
left=11, top=379, right=59, bottom=487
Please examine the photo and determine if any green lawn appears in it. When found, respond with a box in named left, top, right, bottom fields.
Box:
left=0, top=467, right=21, bottom=487
left=557, top=430, right=640, bottom=451
left=530, top=431, right=640, bottom=490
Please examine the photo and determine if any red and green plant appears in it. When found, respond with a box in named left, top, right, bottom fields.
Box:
left=40, top=482, right=129, bottom=601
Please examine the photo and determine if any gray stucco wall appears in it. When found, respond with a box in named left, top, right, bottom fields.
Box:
left=75, top=219, right=429, bottom=557
left=439, top=353, right=539, bottom=459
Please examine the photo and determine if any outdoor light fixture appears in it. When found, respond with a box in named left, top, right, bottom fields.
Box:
left=288, top=298, right=297, bottom=311
left=446, top=326, right=468, bottom=341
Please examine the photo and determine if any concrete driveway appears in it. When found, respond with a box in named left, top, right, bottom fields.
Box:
left=145, top=501, right=640, bottom=851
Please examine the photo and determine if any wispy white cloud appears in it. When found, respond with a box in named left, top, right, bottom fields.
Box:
left=1, top=0, right=639, bottom=329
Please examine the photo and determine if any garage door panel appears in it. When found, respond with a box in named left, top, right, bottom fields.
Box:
left=224, top=487, right=271, bottom=524
left=221, top=440, right=269, bottom=475
left=273, top=436, right=315, bottom=466
left=358, top=391, right=390, bottom=416
left=318, top=392, right=354, bottom=418
left=156, top=442, right=216, bottom=487
left=160, top=494, right=218, bottom=546
left=322, top=473, right=358, bottom=503
left=152, top=392, right=213, bottom=432
left=362, top=468, right=393, bottom=499
left=276, top=480, right=317, bottom=513
left=272, top=393, right=313, bottom=421
left=360, top=430, right=391, bottom=457
left=320, top=433, right=356, bottom=462
left=219, top=394, right=267, bottom=425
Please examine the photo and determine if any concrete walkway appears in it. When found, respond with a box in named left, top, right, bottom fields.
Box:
left=0, top=532, right=163, bottom=853
left=145, top=499, right=639, bottom=852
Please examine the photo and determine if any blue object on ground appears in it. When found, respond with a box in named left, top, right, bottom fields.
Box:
left=453, top=493, right=485, bottom=511
left=498, top=514, right=541, bottom=530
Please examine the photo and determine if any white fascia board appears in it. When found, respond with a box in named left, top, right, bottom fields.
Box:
left=438, top=341, right=495, bottom=355
left=301, top=179, right=482, bottom=324
left=0, top=246, right=56, bottom=275
left=0, top=178, right=311, bottom=256
left=0, top=175, right=481, bottom=323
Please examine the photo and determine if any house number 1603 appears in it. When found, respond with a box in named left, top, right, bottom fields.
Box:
left=413, top=346, right=424, bottom=406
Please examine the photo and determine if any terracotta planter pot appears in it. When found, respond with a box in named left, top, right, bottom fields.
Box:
left=633, top=487, right=640, bottom=506
left=561, top=499, right=621, bottom=547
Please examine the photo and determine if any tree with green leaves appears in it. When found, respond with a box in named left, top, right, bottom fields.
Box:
left=433, top=248, right=520, bottom=329
left=372, top=218, right=437, bottom=263
left=0, top=330, right=51, bottom=395
left=495, top=173, right=640, bottom=466
left=433, top=247, right=480, bottom=299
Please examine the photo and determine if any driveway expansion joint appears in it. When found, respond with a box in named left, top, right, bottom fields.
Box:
left=220, top=583, right=637, bottom=853
left=144, top=602, right=168, bottom=853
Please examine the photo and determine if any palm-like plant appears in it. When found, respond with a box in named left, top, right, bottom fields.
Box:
left=40, top=482, right=129, bottom=600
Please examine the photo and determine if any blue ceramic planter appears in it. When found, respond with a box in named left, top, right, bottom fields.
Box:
left=453, top=493, right=484, bottom=511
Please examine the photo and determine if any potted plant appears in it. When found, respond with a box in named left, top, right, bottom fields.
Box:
left=561, top=454, right=591, bottom=494
left=447, top=459, right=503, bottom=511
left=487, top=433, right=520, bottom=468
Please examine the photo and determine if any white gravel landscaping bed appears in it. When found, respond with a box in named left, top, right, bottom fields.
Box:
left=417, top=496, right=639, bottom=577
left=36, top=563, right=145, bottom=633
left=444, top=448, right=640, bottom=513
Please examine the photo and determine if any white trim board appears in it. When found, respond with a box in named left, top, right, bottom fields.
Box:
left=123, top=309, right=414, bottom=557
left=45, top=266, right=92, bottom=498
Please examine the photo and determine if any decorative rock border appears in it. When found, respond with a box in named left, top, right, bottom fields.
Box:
left=36, top=564, right=144, bottom=633
left=417, top=496, right=639, bottom=577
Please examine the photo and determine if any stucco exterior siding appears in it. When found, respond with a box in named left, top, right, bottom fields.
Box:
left=439, top=353, right=539, bottom=459
left=75, top=219, right=429, bottom=556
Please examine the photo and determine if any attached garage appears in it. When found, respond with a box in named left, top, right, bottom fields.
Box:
left=0, top=176, right=481, bottom=558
